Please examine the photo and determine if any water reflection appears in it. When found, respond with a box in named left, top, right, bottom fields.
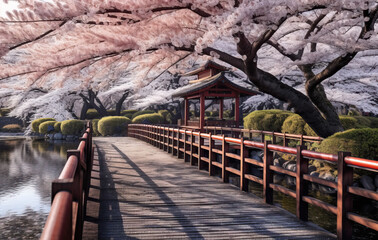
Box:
left=0, top=139, right=78, bottom=239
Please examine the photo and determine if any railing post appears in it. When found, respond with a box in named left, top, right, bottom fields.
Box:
left=172, top=129, right=176, bottom=156
left=240, top=137, right=247, bottom=191
left=263, top=140, right=273, bottom=204
left=198, top=133, right=204, bottom=170
left=296, top=145, right=308, bottom=221
left=283, top=133, right=287, bottom=147
left=178, top=130, right=182, bottom=159
left=159, top=127, right=163, bottom=149
left=209, top=133, right=214, bottom=176
left=222, top=135, right=229, bottom=183
left=337, top=151, right=353, bottom=240
left=183, top=130, right=187, bottom=162
left=190, top=131, right=194, bottom=165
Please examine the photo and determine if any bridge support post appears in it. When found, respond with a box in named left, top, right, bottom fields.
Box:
left=337, top=151, right=353, bottom=240
left=198, top=134, right=204, bottom=170
left=190, top=131, right=194, bottom=165
left=296, top=145, right=308, bottom=221
left=263, top=140, right=273, bottom=204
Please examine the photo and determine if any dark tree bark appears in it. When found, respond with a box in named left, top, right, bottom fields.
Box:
left=79, top=89, right=108, bottom=118
left=115, top=91, right=130, bottom=116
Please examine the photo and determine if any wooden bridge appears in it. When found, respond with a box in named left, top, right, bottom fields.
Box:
left=40, top=124, right=378, bottom=240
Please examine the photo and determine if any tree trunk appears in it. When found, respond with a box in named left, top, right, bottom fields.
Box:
left=115, top=91, right=130, bottom=116
left=80, top=100, right=89, bottom=120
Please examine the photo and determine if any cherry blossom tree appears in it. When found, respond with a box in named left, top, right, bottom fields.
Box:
left=0, top=0, right=377, bottom=137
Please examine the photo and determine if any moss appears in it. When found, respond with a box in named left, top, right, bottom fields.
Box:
left=244, top=109, right=293, bottom=132
left=132, top=113, right=164, bottom=124
left=158, top=110, right=172, bottom=124
left=54, top=122, right=62, bottom=133
left=39, top=121, right=57, bottom=134
left=86, top=109, right=100, bottom=120
left=1, top=124, right=22, bottom=132
left=281, top=114, right=307, bottom=135
left=223, top=110, right=232, bottom=119
left=91, top=119, right=100, bottom=136
left=319, top=128, right=378, bottom=160
left=61, top=120, right=85, bottom=135
left=31, top=118, right=55, bottom=132
left=98, top=116, right=131, bottom=136
left=132, top=110, right=155, bottom=119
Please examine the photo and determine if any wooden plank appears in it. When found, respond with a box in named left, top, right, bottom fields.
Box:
left=83, top=137, right=335, bottom=240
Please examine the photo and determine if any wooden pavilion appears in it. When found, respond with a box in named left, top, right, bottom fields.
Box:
left=173, top=61, right=259, bottom=130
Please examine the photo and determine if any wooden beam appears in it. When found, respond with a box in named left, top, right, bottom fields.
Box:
left=200, top=94, right=205, bottom=130
left=219, top=99, right=224, bottom=119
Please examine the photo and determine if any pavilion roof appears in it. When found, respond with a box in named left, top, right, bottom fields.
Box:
left=172, top=71, right=260, bottom=98
left=181, top=60, right=229, bottom=77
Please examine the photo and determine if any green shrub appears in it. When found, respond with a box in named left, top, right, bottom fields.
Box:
left=0, top=108, right=11, bottom=117
left=31, top=118, right=55, bottom=132
left=132, top=113, right=164, bottom=124
left=1, top=124, right=22, bottom=132
left=339, top=116, right=359, bottom=130
left=107, top=109, right=117, bottom=116
left=158, top=110, right=172, bottom=124
left=205, top=111, right=211, bottom=117
left=92, top=119, right=100, bottom=136
left=281, top=114, right=306, bottom=135
left=86, top=109, right=100, bottom=119
left=244, top=109, right=293, bottom=132
left=319, top=128, right=378, bottom=160
left=54, top=122, right=62, bottom=133
left=352, top=116, right=371, bottom=128
left=224, top=110, right=233, bottom=119
left=98, top=116, right=131, bottom=136
left=132, top=110, right=155, bottom=119
left=366, top=117, right=378, bottom=128
left=210, top=111, right=219, bottom=117
left=39, top=121, right=57, bottom=134
left=121, top=110, right=138, bottom=116
left=61, top=120, right=85, bottom=135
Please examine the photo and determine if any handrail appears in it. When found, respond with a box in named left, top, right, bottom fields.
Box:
left=128, top=123, right=378, bottom=239
left=41, top=122, right=93, bottom=240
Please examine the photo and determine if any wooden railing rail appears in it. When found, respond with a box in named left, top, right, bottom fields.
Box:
left=129, top=124, right=377, bottom=240
left=40, top=122, right=94, bottom=240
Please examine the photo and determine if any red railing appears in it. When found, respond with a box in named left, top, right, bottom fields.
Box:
left=129, top=124, right=378, bottom=240
left=40, top=122, right=94, bottom=240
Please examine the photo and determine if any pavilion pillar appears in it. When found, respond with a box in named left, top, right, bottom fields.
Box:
left=200, top=94, right=205, bottom=130
left=235, top=95, right=240, bottom=127
left=219, top=98, right=224, bottom=119
left=184, top=98, right=189, bottom=126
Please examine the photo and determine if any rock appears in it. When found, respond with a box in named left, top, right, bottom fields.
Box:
left=250, top=150, right=263, bottom=162
left=273, top=157, right=284, bottom=167
left=360, top=175, right=375, bottom=191
left=47, top=133, right=54, bottom=139
left=375, top=175, right=378, bottom=188
left=319, top=172, right=336, bottom=194
left=53, top=133, right=63, bottom=140
left=282, top=160, right=295, bottom=169
left=308, top=165, right=317, bottom=174
left=273, top=174, right=284, bottom=184
left=286, top=163, right=296, bottom=172
left=319, top=172, right=335, bottom=181
left=66, top=135, right=75, bottom=141
left=285, top=176, right=296, bottom=186
left=62, top=134, right=66, bottom=140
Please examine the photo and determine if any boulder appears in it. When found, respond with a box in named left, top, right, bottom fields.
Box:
left=360, top=175, right=375, bottom=191
left=53, top=132, right=63, bottom=140
left=273, top=157, right=284, bottom=167
left=250, top=150, right=263, bottom=162
left=308, top=165, right=317, bottom=174
left=282, top=160, right=296, bottom=169
left=286, top=163, right=296, bottom=172
left=319, top=172, right=336, bottom=194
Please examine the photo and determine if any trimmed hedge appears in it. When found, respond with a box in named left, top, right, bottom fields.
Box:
left=121, top=110, right=138, bottom=116
left=132, top=110, right=155, bottom=119
left=86, top=109, right=100, bottom=120
left=158, top=110, right=172, bottom=124
left=366, top=117, right=378, bottom=128
left=0, top=108, right=11, bottom=117
left=281, top=114, right=317, bottom=136
left=244, top=109, right=293, bottom=132
left=107, top=109, right=117, bottom=116
left=31, top=118, right=55, bottom=132
left=61, top=120, right=85, bottom=135
left=132, top=113, right=164, bottom=124
left=54, top=122, right=62, bottom=133
left=92, top=119, right=100, bottom=136
left=319, top=128, right=378, bottom=160
left=339, top=116, right=359, bottom=130
left=98, top=116, right=131, bottom=136
left=39, top=121, right=57, bottom=134
left=1, top=124, right=22, bottom=132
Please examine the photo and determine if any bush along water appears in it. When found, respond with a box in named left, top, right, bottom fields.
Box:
left=31, top=118, right=55, bottom=132
left=98, top=116, right=131, bottom=136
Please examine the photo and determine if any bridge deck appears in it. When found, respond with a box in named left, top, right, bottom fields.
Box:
left=83, top=137, right=334, bottom=239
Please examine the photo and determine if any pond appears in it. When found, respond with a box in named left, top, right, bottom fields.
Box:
left=0, top=138, right=78, bottom=239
